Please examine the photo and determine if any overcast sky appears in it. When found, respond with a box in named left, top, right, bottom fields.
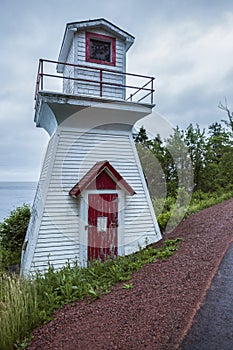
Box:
left=1, top=0, right=233, bottom=181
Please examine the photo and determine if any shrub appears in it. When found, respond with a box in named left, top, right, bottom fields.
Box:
left=0, top=205, right=30, bottom=270
left=155, top=189, right=233, bottom=233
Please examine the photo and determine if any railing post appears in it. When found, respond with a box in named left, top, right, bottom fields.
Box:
left=40, top=59, right=44, bottom=91
left=151, top=78, right=154, bottom=104
left=34, top=59, right=156, bottom=105
left=100, top=69, right=103, bottom=97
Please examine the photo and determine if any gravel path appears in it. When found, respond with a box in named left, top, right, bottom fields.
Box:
left=27, top=199, right=233, bottom=350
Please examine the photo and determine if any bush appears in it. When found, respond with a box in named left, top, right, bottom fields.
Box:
left=156, top=189, right=233, bottom=233
left=0, top=205, right=30, bottom=270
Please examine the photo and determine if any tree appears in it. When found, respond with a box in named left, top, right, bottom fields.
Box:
left=184, top=124, right=206, bottom=190
left=218, top=150, right=233, bottom=190
left=135, top=126, right=194, bottom=198
left=134, top=126, right=151, bottom=147
left=136, top=129, right=167, bottom=199
left=218, top=98, right=233, bottom=133
left=206, top=122, right=231, bottom=162
left=200, top=122, right=232, bottom=192
left=0, top=204, right=30, bottom=270
left=165, top=127, right=194, bottom=196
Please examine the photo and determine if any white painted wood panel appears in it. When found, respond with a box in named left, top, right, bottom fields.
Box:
left=21, top=125, right=161, bottom=275
left=63, top=41, right=75, bottom=94
left=69, top=30, right=125, bottom=99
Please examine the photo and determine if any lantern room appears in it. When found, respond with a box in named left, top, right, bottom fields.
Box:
left=56, top=18, right=134, bottom=100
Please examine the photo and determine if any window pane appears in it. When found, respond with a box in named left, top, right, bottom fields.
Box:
left=90, top=39, right=111, bottom=62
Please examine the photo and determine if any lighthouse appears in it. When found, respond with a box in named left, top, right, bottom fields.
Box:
left=20, top=19, right=162, bottom=275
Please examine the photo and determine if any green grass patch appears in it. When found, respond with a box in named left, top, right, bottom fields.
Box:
left=186, top=190, right=233, bottom=216
left=0, top=238, right=182, bottom=349
left=155, top=189, right=233, bottom=232
left=0, top=274, right=38, bottom=350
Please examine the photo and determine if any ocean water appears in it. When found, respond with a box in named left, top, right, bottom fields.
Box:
left=0, top=182, right=37, bottom=222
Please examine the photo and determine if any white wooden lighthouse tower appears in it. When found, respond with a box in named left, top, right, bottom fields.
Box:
left=20, top=19, right=162, bottom=275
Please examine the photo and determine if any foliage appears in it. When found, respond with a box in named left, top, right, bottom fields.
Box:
left=155, top=189, right=233, bottom=232
left=0, top=274, right=38, bottom=350
left=33, top=238, right=183, bottom=320
left=136, top=142, right=166, bottom=200
left=1, top=109, right=233, bottom=348
left=0, top=205, right=30, bottom=270
left=136, top=120, right=233, bottom=196
left=136, top=117, right=233, bottom=232
left=185, top=189, right=233, bottom=216
left=123, top=283, right=133, bottom=289
left=0, top=238, right=182, bottom=349
left=184, top=123, right=206, bottom=191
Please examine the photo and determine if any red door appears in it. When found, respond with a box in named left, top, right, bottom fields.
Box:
left=88, top=193, right=118, bottom=262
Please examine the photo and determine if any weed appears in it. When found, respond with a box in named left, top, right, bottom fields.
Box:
left=123, top=283, right=133, bottom=289
left=0, top=238, right=182, bottom=349
left=0, top=275, right=38, bottom=350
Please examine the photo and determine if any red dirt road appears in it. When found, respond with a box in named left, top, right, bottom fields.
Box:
left=27, top=199, right=233, bottom=350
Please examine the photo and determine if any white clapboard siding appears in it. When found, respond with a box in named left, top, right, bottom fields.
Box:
left=21, top=127, right=160, bottom=274
left=63, top=41, right=75, bottom=94
left=20, top=20, right=161, bottom=276
left=68, top=30, right=125, bottom=99
left=21, top=133, right=80, bottom=274
left=21, top=134, right=57, bottom=274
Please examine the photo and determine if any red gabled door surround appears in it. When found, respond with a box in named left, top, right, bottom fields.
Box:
left=88, top=193, right=118, bottom=261
left=69, top=160, right=135, bottom=263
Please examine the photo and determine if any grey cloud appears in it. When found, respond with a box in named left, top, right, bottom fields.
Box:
left=1, top=0, right=233, bottom=180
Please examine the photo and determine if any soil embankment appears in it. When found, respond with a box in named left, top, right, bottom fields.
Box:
left=27, top=199, right=233, bottom=350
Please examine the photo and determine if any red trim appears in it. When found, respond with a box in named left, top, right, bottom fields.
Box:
left=69, top=160, right=135, bottom=197
left=87, top=171, right=118, bottom=190
left=35, top=58, right=155, bottom=106
left=86, top=32, right=116, bottom=66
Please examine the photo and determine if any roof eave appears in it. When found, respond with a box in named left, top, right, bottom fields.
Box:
left=57, top=18, right=134, bottom=73
left=69, top=161, right=135, bottom=197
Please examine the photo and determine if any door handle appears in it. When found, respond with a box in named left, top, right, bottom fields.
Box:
left=85, top=224, right=95, bottom=230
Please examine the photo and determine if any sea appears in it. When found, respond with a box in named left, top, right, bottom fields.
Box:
left=0, top=182, right=37, bottom=222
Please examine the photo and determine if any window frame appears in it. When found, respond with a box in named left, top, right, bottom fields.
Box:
left=86, top=32, right=116, bottom=66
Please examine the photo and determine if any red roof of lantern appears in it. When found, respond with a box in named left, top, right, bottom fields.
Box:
left=69, top=160, right=135, bottom=197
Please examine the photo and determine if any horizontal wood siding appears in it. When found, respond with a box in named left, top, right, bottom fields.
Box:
left=21, top=134, right=80, bottom=274
left=73, top=30, right=125, bottom=99
left=53, top=129, right=160, bottom=253
left=21, top=135, right=57, bottom=274
left=30, top=193, right=80, bottom=272
left=22, top=127, right=161, bottom=274
left=63, top=41, right=75, bottom=94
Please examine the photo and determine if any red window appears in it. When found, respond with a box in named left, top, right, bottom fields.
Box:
left=86, top=32, right=116, bottom=66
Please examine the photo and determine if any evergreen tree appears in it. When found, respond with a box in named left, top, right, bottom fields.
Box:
left=184, top=124, right=206, bottom=190
left=135, top=126, right=150, bottom=146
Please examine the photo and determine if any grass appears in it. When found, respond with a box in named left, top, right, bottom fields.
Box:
left=0, top=274, right=38, bottom=350
left=0, top=238, right=182, bottom=350
left=1, top=189, right=233, bottom=349
left=155, top=189, right=233, bottom=232
left=186, top=189, right=233, bottom=216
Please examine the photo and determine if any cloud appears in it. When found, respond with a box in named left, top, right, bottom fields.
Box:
left=128, top=12, right=233, bottom=129
left=1, top=0, right=233, bottom=180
